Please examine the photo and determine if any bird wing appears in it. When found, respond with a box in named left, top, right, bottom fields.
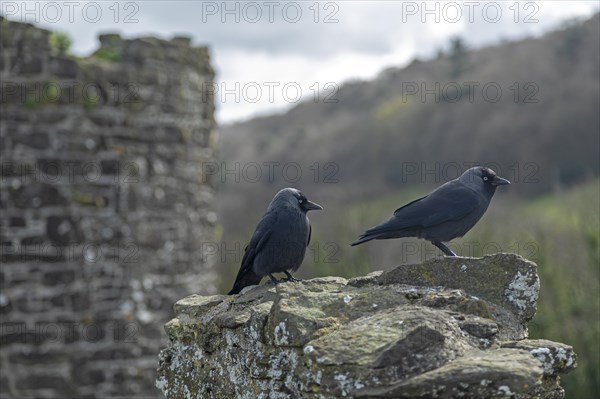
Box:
left=228, top=213, right=275, bottom=295
left=352, top=181, right=481, bottom=245
left=307, top=224, right=312, bottom=247
left=392, top=181, right=482, bottom=228
left=351, top=178, right=491, bottom=247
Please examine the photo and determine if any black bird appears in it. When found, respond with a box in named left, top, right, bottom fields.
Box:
left=228, top=188, right=322, bottom=295
left=351, top=167, right=510, bottom=256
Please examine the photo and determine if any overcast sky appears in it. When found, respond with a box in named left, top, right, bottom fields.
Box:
left=5, top=1, right=598, bottom=123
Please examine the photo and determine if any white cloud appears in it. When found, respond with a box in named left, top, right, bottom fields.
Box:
left=5, top=0, right=597, bottom=122
left=213, top=43, right=419, bottom=122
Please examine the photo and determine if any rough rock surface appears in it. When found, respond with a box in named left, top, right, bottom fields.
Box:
left=156, top=254, right=577, bottom=398
left=1, top=18, right=217, bottom=399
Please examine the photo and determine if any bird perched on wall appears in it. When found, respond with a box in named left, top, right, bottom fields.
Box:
left=228, top=188, right=322, bottom=295
left=351, top=166, right=510, bottom=256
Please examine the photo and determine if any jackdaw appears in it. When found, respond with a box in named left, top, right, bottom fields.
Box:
left=228, top=188, right=322, bottom=295
left=351, top=167, right=510, bottom=256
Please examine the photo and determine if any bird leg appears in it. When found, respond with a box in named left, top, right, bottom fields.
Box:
left=283, top=271, right=302, bottom=282
left=432, top=241, right=457, bottom=257
left=267, top=274, right=282, bottom=285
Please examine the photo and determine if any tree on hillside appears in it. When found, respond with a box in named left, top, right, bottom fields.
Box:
left=449, top=36, right=469, bottom=78
left=556, top=19, right=586, bottom=61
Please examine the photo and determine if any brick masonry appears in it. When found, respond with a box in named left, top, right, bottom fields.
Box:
left=0, top=17, right=217, bottom=398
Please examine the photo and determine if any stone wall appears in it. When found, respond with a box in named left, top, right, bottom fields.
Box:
left=0, top=18, right=217, bottom=398
left=157, top=254, right=577, bottom=399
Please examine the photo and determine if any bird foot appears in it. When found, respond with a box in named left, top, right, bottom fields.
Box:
left=267, top=275, right=282, bottom=285
left=283, top=272, right=302, bottom=282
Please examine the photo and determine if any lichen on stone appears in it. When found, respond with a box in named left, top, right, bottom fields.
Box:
left=504, top=270, right=540, bottom=316
left=156, top=254, right=575, bottom=398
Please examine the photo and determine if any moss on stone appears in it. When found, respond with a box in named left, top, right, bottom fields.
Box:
left=157, top=254, right=575, bottom=398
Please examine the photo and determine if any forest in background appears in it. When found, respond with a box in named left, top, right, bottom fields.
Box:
left=216, top=15, right=599, bottom=398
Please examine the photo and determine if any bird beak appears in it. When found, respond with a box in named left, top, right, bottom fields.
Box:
left=304, top=200, right=323, bottom=211
left=492, top=176, right=511, bottom=186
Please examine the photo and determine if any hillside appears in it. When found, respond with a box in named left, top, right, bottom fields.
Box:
left=215, top=15, right=600, bottom=399
left=219, top=14, right=599, bottom=204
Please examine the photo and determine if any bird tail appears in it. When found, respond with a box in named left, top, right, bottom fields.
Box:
left=350, top=233, right=377, bottom=246
left=227, top=269, right=262, bottom=295
left=351, top=221, right=402, bottom=246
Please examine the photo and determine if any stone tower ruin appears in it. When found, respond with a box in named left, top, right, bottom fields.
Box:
left=0, top=17, right=217, bottom=398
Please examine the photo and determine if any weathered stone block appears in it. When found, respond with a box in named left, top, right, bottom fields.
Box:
left=71, top=365, right=107, bottom=386
left=377, top=253, right=539, bottom=323
left=12, top=131, right=49, bottom=150
left=8, top=348, right=68, bottom=365
left=15, top=374, right=74, bottom=393
left=69, top=291, right=91, bottom=312
left=0, top=297, right=11, bottom=315
left=14, top=56, right=44, bottom=75
left=42, top=269, right=76, bottom=286
left=0, top=322, right=42, bottom=346
left=46, top=215, right=82, bottom=244
left=10, top=217, right=26, bottom=227
left=48, top=56, right=79, bottom=78
left=501, top=339, right=577, bottom=376
left=10, top=184, right=67, bottom=208
left=156, top=254, right=576, bottom=399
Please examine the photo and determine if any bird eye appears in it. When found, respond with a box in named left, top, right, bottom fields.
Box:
left=483, top=176, right=489, bottom=181
left=298, top=198, right=304, bottom=204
